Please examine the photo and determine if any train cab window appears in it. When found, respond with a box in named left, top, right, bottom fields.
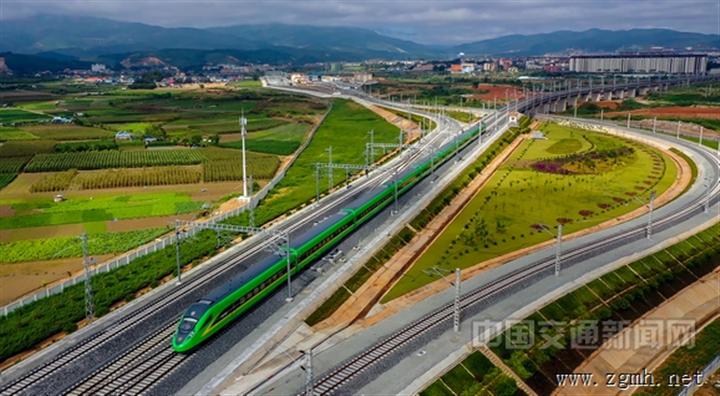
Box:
left=179, top=318, right=197, bottom=333
left=184, top=301, right=211, bottom=320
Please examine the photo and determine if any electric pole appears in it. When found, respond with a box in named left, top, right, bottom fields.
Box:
left=302, top=350, right=314, bottom=396
left=652, top=117, right=657, bottom=134
left=699, top=126, right=704, bottom=147
left=314, top=164, right=321, bottom=205
left=285, top=235, right=293, bottom=302
left=453, top=268, right=461, bottom=333
left=175, top=219, right=183, bottom=284
left=81, top=233, right=95, bottom=321
left=240, top=111, right=248, bottom=199
left=676, top=120, right=681, bottom=139
left=326, top=146, right=333, bottom=190
left=554, top=224, right=562, bottom=276
left=248, top=174, right=255, bottom=227
left=647, top=191, right=655, bottom=239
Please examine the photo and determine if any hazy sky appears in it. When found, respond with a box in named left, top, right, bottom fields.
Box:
left=2, top=0, right=719, bottom=45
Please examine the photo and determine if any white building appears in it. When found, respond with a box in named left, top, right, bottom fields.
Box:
left=569, top=54, right=707, bottom=74
left=91, top=63, right=107, bottom=73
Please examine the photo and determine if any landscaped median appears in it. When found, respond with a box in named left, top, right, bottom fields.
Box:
left=306, top=117, right=692, bottom=329
left=383, top=121, right=683, bottom=302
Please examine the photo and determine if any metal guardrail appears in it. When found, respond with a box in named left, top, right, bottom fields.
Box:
left=0, top=106, right=333, bottom=318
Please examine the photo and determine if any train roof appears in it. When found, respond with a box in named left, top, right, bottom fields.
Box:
left=291, top=209, right=349, bottom=248
left=206, top=253, right=280, bottom=302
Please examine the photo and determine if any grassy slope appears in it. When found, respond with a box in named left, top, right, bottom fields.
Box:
left=383, top=122, right=678, bottom=301
left=241, top=99, right=399, bottom=225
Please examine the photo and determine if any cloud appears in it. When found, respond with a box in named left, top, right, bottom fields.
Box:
left=1, top=0, right=717, bottom=45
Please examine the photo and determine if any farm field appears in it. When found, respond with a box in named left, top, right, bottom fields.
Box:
left=230, top=99, right=400, bottom=225
left=383, top=121, right=679, bottom=301
left=0, top=83, right=329, bottom=305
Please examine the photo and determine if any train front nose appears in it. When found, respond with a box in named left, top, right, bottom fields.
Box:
left=172, top=317, right=198, bottom=352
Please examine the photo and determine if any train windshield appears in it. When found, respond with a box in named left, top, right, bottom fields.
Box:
left=184, top=301, right=211, bottom=320
left=179, top=318, right=197, bottom=332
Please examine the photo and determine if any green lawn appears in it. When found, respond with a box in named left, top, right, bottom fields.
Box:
left=230, top=99, right=400, bottom=225
left=383, top=122, right=678, bottom=301
left=0, top=192, right=203, bottom=229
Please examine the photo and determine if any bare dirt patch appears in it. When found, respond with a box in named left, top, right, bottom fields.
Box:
left=104, top=214, right=194, bottom=232
left=0, top=254, right=114, bottom=304
left=0, top=205, right=14, bottom=217
left=471, top=84, right=524, bottom=102
left=0, top=223, right=86, bottom=243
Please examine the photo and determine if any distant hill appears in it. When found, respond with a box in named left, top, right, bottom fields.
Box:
left=454, top=28, right=719, bottom=56
left=1, top=15, right=718, bottom=69
left=95, top=47, right=376, bottom=70
left=1, top=15, right=437, bottom=61
left=0, top=52, right=91, bottom=74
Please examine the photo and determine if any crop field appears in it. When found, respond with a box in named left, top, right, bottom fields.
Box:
left=0, top=140, right=56, bottom=157
left=383, top=122, right=679, bottom=301
left=0, top=108, right=50, bottom=124
left=221, top=123, right=311, bottom=155
left=76, top=166, right=202, bottom=189
left=0, top=127, right=38, bottom=141
left=0, top=192, right=203, bottom=230
left=0, top=228, right=167, bottom=263
left=20, top=124, right=114, bottom=141
left=0, top=157, right=30, bottom=189
left=0, top=82, right=330, bottom=310
left=25, top=149, right=206, bottom=171
left=233, top=99, right=400, bottom=225
left=30, top=170, right=78, bottom=192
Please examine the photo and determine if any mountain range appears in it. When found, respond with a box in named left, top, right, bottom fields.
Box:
left=1, top=14, right=718, bottom=72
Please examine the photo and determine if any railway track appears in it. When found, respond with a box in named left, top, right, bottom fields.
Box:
left=304, top=126, right=720, bottom=395
left=0, top=103, right=460, bottom=396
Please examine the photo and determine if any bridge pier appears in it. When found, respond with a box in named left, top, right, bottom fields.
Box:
left=628, top=88, right=637, bottom=98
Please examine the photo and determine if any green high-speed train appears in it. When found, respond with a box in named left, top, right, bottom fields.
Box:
left=172, top=119, right=493, bottom=352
